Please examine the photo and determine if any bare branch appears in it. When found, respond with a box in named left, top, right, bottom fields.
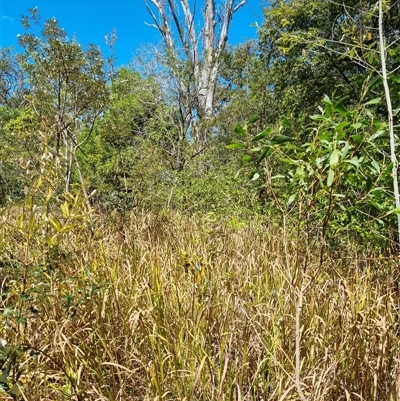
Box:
left=144, top=0, right=174, bottom=49
left=142, top=0, right=248, bottom=148
left=233, top=0, right=246, bottom=13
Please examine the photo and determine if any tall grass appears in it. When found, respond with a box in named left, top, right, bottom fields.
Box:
left=0, top=207, right=399, bottom=400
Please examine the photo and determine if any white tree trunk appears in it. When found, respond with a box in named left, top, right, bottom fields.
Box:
left=144, top=0, right=247, bottom=148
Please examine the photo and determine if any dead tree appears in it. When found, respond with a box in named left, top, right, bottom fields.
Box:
left=143, top=0, right=247, bottom=150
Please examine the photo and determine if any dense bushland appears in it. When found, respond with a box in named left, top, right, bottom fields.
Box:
left=1, top=1, right=400, bottom=399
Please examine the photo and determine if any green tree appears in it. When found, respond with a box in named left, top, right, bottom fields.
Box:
left=0, top=47, right=25, bottom=107
left=80, top=67, right=173, bottom=210
left=17, top=8, right=109, bottom=198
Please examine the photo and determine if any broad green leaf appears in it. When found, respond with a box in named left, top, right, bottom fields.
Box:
left=327, top=169, right=335, bottom=187
left=367, top=76, right=382, bottom=92
left=369, top=130, right=386, bottom=141
left=257, top=146, right=271, bottom=165
left=0, top=363, right=9, bottom=383
left=252, top=128, right=271, bottom=142
left=351, top=122, right=363, bottom=129
left=329, top=149, right=340, bottom=166
left=351, top=134, right=363, bottom=145
left=234, top=124, right=246, bottom=136
left=371, top=160, right=380, bottom=174
left=341, top=141, right=350, bottom=160
left=310, top=114, right=327, bottom=121
left=269, top=135, right=296, bottom=145
left=333, top=96, right=350, bottom=116
left=364, top=97, right=381, bottom=106
left=323, top=94, right=332, bottom=105
left=3, top=307, right=14, bottom=316
left=248, top=115, right=260, bottom=124
left=346, top=157, right=361, bottom=168
left=335, top=121, right=351, bottom=131
left=48, top=217, right=62, bottom=232
left=282, top=117, right=291, bottom=127
left=287, top=194, right=296, bottom=205
left=10, top=384, right=21, bottom=396
left=226, top=143, right=246, bottom=150
left=242, top=155, right=252, bottom=164
left=371, top=201, right=385, bottom=210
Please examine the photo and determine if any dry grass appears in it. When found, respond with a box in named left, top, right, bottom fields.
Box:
left=0, top=208, right=399, bottom=400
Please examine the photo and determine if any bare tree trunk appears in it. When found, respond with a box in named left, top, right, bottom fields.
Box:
left=143, top=0, right=247, bottom=149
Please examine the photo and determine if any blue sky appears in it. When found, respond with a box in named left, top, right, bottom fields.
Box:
left=0, top=0, right=263, bottom=66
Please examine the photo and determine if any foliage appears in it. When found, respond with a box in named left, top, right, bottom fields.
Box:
left=16, top=7, right=109, bottom=193
left=0, top=126, right=94, bottom=399
left=0, top=48, right=25, bottom=107
left=256, top=0, right=400, bottom=126
left=0, top=3, right=400, bottom=400
left=0, top=106, right=43, bottom=204
left=229, top=90, right=398, bottom=251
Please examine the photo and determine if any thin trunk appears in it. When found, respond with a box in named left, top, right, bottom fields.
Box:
left=378, top=0, right=400, bottom=248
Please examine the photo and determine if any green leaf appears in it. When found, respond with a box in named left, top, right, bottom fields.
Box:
left=364, top=97, right=381, bottom=106
left=252, top=172, right=260, bottom=181
left=242, top=154, right=252, bottom=164
left=371, top=160, right=380, bottom=174
left=257, top=146, right=271, bottom=164
left=341, top=141, right=350, bottom=160
left=367, top=76, right=382, bottom=92
left=351, top=122, right=363, bottom=129
left=335, top=121, right=351, bottom=131
left=48, top=217, right=62, bottom=232
left=252, top=128, right=271, bottom=142
left=269, top=135, right=296, bottom=145
left=351, top=134, right=363, bottom=145
left=310, top=114, right=327, bottom=121
left=247, top=115, right=260, bottom=124
left=226, top=143, right=246, bottom=150
left=329, top=149, right=340, bottom=166
left=323, top=94, right=332, bottom=105
left=327, top=169, right=335, bottom=187
left=282, top=117, right=291, bottom=127
left=287, top=194, right=296, bottom=205
left=234, top=124, right=246, bottom=136
left=346, top=157, right=361, bottom=168
left=333, top=96, right=350, bottom=117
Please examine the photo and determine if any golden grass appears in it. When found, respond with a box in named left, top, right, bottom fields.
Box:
left=0, top=209, right=399, bottom=400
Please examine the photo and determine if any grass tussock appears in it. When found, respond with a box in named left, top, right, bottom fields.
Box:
left=0, top=208, right=399, bottom=400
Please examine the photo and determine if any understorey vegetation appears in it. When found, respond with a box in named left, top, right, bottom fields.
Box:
left=0, top=1, right=400, bottom=400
